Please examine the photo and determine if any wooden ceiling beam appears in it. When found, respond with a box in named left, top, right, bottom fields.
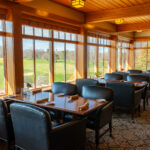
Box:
left=86, top=3, right=150, bottom=23
left=117, top=22, right=150, bottom=32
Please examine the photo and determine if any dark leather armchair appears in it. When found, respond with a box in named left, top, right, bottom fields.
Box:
left=82, top=86, right=113, bottom=148
left=127, top=69, right=142, bottom=74
left=10, top=103, right=86, bottom=150
left=0, top=99, right=14, bottom=150
left=106, top=82, right=142, bottom=119
left=76, top=79, right=98, bottom=96
left=52, top=82, right=77, bottom=95
left=146, top=70, right=150, bottom=74
left=51, top=82, right=77, bottom=120
left=104, top=73, right=123, bottom=81
left=127, top=75, right=149, bottom=110
left=112, top=72, right=129, bottom=81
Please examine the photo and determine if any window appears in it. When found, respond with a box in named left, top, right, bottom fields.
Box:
left=22, top=25, right=77, bottom=88
left=35, top=40, right=51, bottom=87
left=87, top=35, right=110, bottom=77
left=66, top=43, right=76, bottom=81
left=116, top=41, right=129, bottom=72
left=87, top=45, right=96, bottom=77
left=0, top=19, right=13, bottom=94
left=54, top=42, right=65, bottom=82
left=54, top=42, right=76, bottom=82
left=134, top=41, right=149, bottom=71
left=135, top=49, right=147, bottom=71
left=0, top=36, right=5, bottom=94
left=23, top=39, right=34, bottom=86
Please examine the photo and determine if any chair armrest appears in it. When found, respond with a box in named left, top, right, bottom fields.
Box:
left=97, top=101, right=113, bottom=128
left=50, top=118, right=87, bottom=150
left=134, top=89, right=142, bottom=107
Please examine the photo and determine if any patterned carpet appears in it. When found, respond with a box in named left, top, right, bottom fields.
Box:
left=1, top=102, right=150, bottom=150
left=86, top=104, right=150, bottom=150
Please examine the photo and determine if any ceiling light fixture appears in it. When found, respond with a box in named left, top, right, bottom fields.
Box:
left=71, top=0, right=85, bottom=8
left=115, top=19, right=124, bottom=24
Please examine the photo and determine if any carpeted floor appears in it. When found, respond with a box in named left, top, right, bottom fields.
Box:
left=86, top=104, right=150, bottom=150
left=1, top=102, right=150, bottom=150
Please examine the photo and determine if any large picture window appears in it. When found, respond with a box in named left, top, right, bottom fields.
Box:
left=22, top=25, right=77, bottom=88
left=134, top=41, right=150, bottom=71
left=0, top=19, right=12, bottom=94
left=87, top=36, right=110, bottom=77
left=116, top=41, right=129, bottom=72
left=0, top=36, right=5, bottom=94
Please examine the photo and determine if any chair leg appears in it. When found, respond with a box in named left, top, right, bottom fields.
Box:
left=138, top=105, right=141, bottom=117
left=146, top=97, right=149, bottom=105
left=143, top=99, right=146, bottom=111
left=131, top=109, right=135, bottom=121
left=95, top=129, right=99, bottom=149
left=109, top=121, right=112, bottom=137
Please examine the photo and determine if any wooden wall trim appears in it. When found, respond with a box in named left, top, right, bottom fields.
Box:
left=117, top=22, right=150, bottom=32
left=134, top=36, right=150, bottom=41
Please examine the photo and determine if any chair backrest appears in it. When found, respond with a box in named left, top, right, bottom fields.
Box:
left=0, top=100, right=9, bottom=141
left=127, top=75, right=150, bottom=82
left=10, top=103, right=52, bottom=150
left=127, top=69, right=142, bottom=74
left=82, top=86, right=113, bottom=101
left=52, top=82, right=77, bottom=95
left=104, top=73, right=123, bottom=80
left=112, top=72, right=129, bottom=81
left=146, top=70, right=150, bottom=74
left=76, top=79, right=98, bottom=96
left=106, top=82, right=135, bottom=108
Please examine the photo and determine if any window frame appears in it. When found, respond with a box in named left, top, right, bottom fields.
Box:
left=0, top=20, right=10, bottom=95
left=87, top=35, right=111, bottom=77
left=116, top=41, right=130, bottom=72
left=134, top=41, right=150, bottom=71
left=22, top=24, right=78, bottom=89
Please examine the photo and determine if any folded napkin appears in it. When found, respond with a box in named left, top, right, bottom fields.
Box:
left=36, top=98, right=48, bottom=104
left=96, top=99, right=106, bottom=103
left=71, top=94, right=79, bottom=100
left=68, top=95, right=79, bottom=103
left=57, top=93, right=65, bottom=97
left=8, top=95, right=16, bottom=98
left=32, top=89, right=42, bottom=94
left=79, top=102, right=89, bottom=111
left=44, top=101, right=55, bottom=105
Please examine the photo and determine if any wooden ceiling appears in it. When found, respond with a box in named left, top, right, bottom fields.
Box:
left=53, top=0, right=150, bottom=25
left=53, top=0, right=150, bottom=13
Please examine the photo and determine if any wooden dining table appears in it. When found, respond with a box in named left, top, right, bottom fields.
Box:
left=98, top=78, right=148, bottom=88
left=5, top=92, right=108, bottom=117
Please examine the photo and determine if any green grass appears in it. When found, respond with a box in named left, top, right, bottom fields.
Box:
left=0, top=57, right=108, bottom=92
left=0, top=58, right=4, bottom=91
left=24, top=58, right=75, bottom=86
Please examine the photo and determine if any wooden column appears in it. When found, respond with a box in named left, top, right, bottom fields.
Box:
left=110, top=35, right=117, bottom=72
left=128, top=40, right=134, bottom=69
left=7, top=6, right=23, bottom=94
left=76, top=26, right=87, bottom=79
